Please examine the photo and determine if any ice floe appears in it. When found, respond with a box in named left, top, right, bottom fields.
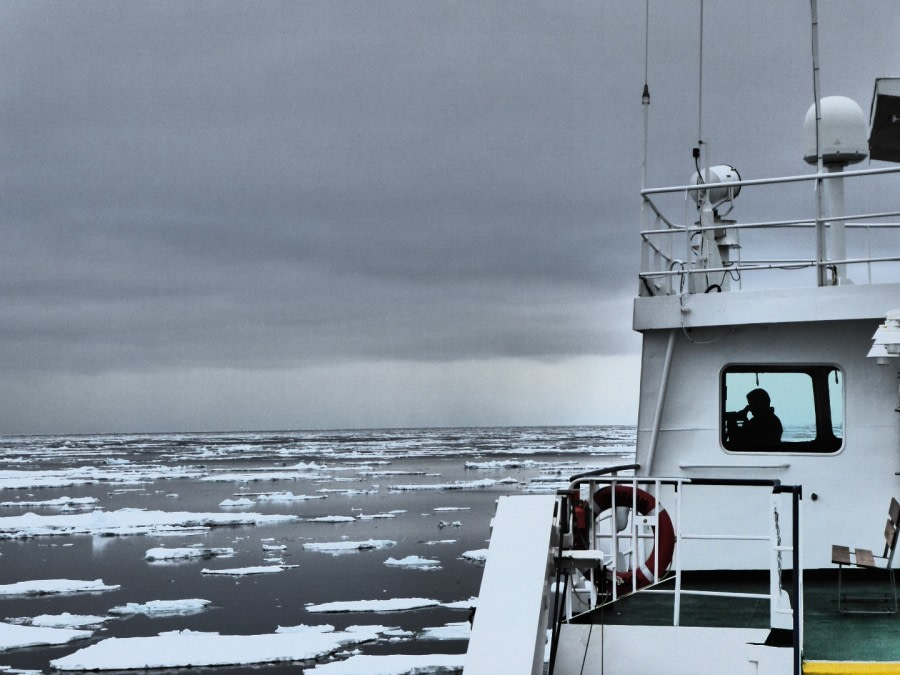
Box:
left=0, top=623, right=93, bottom=652
left=460, top=549, right=488, bottom=563
left=305, top=598, right=444, bottom=613
left=201, top=470, right=325, bottom=483
left=254, top=491, right=326, bottom=501
left=465, top=459, right=542, bottom=469
left=417, top=621, right=471, bottom=640
left=0, top=579, right=119, bottom=596
left=0, top=509, right=299, bottom=539
left=0, top=497, right=99, bottom=509
left=48, top=627, right=381, bottom=671
left=310, top=653, right=465, bottom=673
left=356, top=510, right=405, bottom=519
left=302, top=539, right=395, bottom=554
left=308, top=515, right=357, bottom=523
left=219, top=497, right=254, bottom=507
left=383, top=556, right=440, bottom=568
left=201, top=565, right=287, bottom=576
left=144, top=546, right=234, bottom=561
left=388, top=478, right=510, bottom=491
left=108, top=599, right=211, bottom=616
left=26, top=613, right=108, bottom=628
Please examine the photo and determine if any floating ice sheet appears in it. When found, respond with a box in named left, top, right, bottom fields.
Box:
left=219, top=498, right=254, bottom=507
left=28, top=613, right=108, bottom=628
left=460, top=549, right=488, bottom=563
left=306, top=598, right=444, bottom=613
left=0, top=622, right=93, bottom=652
left=0, top=579, right=119, bottom=596
left=309, top=653, right=465, bottom=673
left=0, top=466, right=205, bottom=490
left=48, top=627, right=381, bottom=671
left=0, top=497, right=99, bottom=508
left=255, top=491, right=326, bottom=502
left=201, top=471, right=326, bottom=483
left=108, top=599, right=211, bottom=616
left=302, top=539, right=395, bottom=554
left=145, top=547, right=234, bottom=561
left=201, top=565, right=287, bottom=576
left=383, top=556, right=440, bottom=569
left=417, top=621, right=471, bottom=640
left=388, top=478, right=507, bottom=491
left=0, top=509, right=299, bottom=539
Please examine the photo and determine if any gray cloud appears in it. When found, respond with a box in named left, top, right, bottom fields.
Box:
left=0, top=1, right=894, bottom=432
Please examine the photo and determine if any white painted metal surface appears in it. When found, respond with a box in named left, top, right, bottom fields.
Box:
left=633, top=283, right=900, bottom=331
left=553, top=624, right=792, bottom=674
left=633, top=317, right=899, bottom=569
left=463, top=495, right=556, bottom=675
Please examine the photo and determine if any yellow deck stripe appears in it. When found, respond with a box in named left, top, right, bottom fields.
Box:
left=804, top=662, right=900, bottom=674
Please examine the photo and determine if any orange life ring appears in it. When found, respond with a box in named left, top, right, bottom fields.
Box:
left=591, top=485, right=676, bottom=590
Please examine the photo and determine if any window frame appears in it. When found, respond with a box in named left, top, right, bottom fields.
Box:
left=720, top=363, right=844, bottom=455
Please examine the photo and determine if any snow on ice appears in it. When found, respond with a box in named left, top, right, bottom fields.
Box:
left=28, top=613, right=108, bottom=628
left=201, top=565, right=287, bottom=576
left=0, top=509, right=299, bottom=539
left=48, top=627, right=381, bottom=671
left=255, top=491, right=326, bottom=501
left=302, top=539, right=395, bottom=554
left=0, top=579, right=119, bottom=596
left=383, top=556, right=440, bottom=569
left=145, top=547, right=234, bottom=561
left=305, top=598, right=447, bottom=613
left=0, top=623, right=93, bottom=652
left=309, top=653, right=465, bottom=673
left=460, top=549, right=488, bottom=563
left=388, top=478, right=507, bottom=491
left=108, top=599, right=211, bottom=616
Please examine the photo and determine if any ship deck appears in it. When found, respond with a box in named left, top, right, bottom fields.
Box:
left=566, top=569, right=900, bottom=666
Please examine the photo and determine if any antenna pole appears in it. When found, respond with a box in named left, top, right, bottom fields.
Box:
left=698, top=0, right=704, bottom=151
left=810, top=0, right=827, bottom=286
left=640, top=0, right=654, bottom=294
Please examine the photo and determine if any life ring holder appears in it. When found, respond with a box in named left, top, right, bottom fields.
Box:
left=586, top=484, right=676, bottom=591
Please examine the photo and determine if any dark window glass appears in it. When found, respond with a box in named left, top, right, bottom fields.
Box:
left=721, top=365, right=843, bottom=453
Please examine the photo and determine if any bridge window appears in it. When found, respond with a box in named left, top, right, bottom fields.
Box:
left=721, top=365, right=843, bottom=453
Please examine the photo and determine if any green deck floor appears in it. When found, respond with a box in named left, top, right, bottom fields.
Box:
left=567, top=570, right=900, bottom=662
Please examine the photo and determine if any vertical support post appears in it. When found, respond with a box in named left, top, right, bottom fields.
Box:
left=810, top=0, right=827, bottom=287
left=792, top=486, right=803, bottom=675
left=645, top=329, right=677, bottom=475
left=673, top=481, right=682, bottom=626
left=769, top=492, right=780, bottom=629
left=826, top=165, right=848, bottom=284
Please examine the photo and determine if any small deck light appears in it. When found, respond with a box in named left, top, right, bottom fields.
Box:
left=868, top=309, right=900, bottom=364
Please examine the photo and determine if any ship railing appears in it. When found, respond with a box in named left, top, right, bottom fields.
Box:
left=550, top=470, right=803, bottom=674
left=639, top=165, right=900, bottom=294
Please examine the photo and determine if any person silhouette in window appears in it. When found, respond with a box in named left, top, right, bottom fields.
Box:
left=725, top=388, right=783, bottom=449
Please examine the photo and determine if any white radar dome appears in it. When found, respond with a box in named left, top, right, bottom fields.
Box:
left=689, top=164, right=741, bottom=206
left=803, top=96, right=868, bottom=165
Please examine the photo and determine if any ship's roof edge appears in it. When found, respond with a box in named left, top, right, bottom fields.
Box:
left=632, top=283, right=900, bottom=332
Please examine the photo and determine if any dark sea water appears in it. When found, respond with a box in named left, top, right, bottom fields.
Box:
left=0, top=426, right=635, bottom=674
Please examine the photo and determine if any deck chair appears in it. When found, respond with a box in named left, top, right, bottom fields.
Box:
left=831, top=497, right=900, bottom=614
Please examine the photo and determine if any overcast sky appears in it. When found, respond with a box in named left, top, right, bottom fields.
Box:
left=0, top=1, right=897, bottom=435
